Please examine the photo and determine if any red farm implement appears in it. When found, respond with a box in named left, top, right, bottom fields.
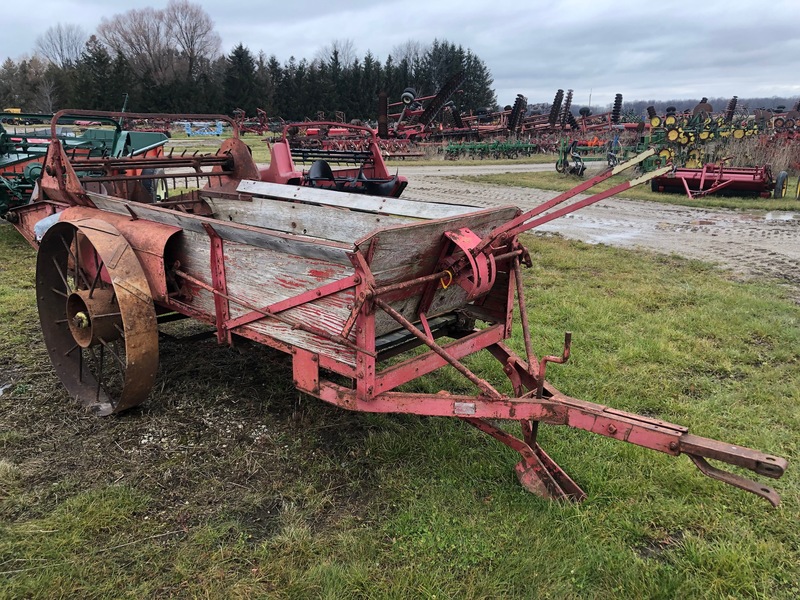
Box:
left=232, top=108, right=270, bottom=135
left=651, top=163, right=790, bottom=199
left=386, top=71, right=466, bottom=142
left=260, top=121, right=408, bottom=197
left=7, top=111, right=787, bottom=507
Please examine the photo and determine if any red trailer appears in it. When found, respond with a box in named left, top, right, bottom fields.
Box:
left=7, top=112, right=787, bottom=506
left=651, top=163, right=790, bottom=199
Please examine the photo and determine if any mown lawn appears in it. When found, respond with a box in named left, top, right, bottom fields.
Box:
left=0, top=220, right=798, bottom=599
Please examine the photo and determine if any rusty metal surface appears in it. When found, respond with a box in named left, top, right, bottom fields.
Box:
left=37, top=219, right=158, bottom=415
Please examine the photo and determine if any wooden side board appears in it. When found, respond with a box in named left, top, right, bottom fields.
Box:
left=174, top=229, right=358, bottom=366
left=203, top=195, right=415, bottom=243
left=236, top=179, right=480, bottom=220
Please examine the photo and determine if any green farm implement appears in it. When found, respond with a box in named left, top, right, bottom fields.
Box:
left=0, top=111, right=168, bottom=216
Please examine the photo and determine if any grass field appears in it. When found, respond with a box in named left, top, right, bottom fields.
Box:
left=1, top=219, right=798, bottom=598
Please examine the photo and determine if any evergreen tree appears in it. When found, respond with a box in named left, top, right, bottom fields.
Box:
left=462, top=49, right=497, bottom=111
left=74, top=36, right=116, bottom=110
left=0, top=59, right=19, bottom=108
left=265, top=55, right=283, bottom=116
left=360, top=51, right=382, bottom=119
left=223, top=44, right=258, bottom=115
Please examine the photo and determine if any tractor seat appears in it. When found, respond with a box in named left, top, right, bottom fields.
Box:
left=307, top=159, right=335, bottom=183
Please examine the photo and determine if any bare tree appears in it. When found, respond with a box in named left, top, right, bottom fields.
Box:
left=97, top=7, right=173, bottom=83
left=97, top=2, right=221, bottom=84
left=391, top=40, right=426, bottom=65
left=165, top=0, right=221, bottom=77
left=314, top=39, right=358, bottom=67
left=35, top=75, right=58, bottom=113
left=35, top=24, right=87, bottom=68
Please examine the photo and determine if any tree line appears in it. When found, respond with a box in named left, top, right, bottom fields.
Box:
left=0, top=1, right=497, bottom=122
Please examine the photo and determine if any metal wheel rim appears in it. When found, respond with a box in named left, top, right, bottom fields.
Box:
left=37, top=220, right=158, bottom=415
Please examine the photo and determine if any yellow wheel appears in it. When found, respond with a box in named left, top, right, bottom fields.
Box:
left=665, top=114, right=677, bottom=126
left=667, top=129, right=679, bottom=142
left=699, top=131, right=710, bottom=140
left=733, top=129, right=745, bottom=139
left=650, top=116, right=662, bottom=127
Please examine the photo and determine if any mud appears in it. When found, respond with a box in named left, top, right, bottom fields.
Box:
left=401, top=164, right=800, bottom=300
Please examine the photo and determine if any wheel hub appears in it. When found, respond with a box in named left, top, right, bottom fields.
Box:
left=66, top=288, right=122, bottom=348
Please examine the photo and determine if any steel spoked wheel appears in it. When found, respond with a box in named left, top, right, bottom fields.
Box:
left=37, top=220, right=158, bottom=416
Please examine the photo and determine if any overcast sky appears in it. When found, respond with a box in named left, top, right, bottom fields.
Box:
left=5, top=0, right=799, bottom=108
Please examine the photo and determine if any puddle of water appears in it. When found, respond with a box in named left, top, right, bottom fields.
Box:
left=588, top=230, right=641, bottom=244
left=764, top=212, right=799, bottom=221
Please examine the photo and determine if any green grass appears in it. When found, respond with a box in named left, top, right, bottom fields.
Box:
left=463, top=170, right=800, bottom=212
left=1, top=221, right=798, bottom=598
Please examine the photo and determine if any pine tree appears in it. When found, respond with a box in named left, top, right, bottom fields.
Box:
left=223, top=44, right=258, bottom=115
left=74, top=36, right=115, bottom=110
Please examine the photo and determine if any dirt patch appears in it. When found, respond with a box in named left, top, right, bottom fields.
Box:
left=1, top=328, right=379, bottom=534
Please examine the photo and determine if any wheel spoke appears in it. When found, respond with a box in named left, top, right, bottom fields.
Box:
left=98, top=337, right=126, bottom=369
left=96, top=345, right=104, bottom=401
left=51, top=256, right=72, bottom=294
left=60, top=234, right=90, bottom=290
left=88, top=258, right=105, bottom=298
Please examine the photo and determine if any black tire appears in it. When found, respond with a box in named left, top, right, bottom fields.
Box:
left=141, top=168, right=166, bottom=202
left=774, top=170, right=788, bottom=198
left=401, top=87, right=417, bottom=105
left=555, top=159, right=566, bottom=173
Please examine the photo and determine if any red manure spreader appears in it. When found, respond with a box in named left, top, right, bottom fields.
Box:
left=7, top=111, right=787, bottom=506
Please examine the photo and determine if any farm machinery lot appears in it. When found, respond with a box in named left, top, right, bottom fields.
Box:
left=1, top=145, right=798, bottom=597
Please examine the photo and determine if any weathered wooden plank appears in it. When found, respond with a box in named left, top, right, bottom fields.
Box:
left=236, top=179, right=480, bottom=220
left=203, top=195, right=414, bottom=243
left=86, top=191, right=352, bottom=265
left=175, top=230, right=358, bottom=365
left=358, top=206, right=518, bottom=335
left=358, top=206, right=519, bottom=278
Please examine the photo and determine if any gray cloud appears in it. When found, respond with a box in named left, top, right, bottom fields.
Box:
left=4, top=0, right=798, bottom=108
